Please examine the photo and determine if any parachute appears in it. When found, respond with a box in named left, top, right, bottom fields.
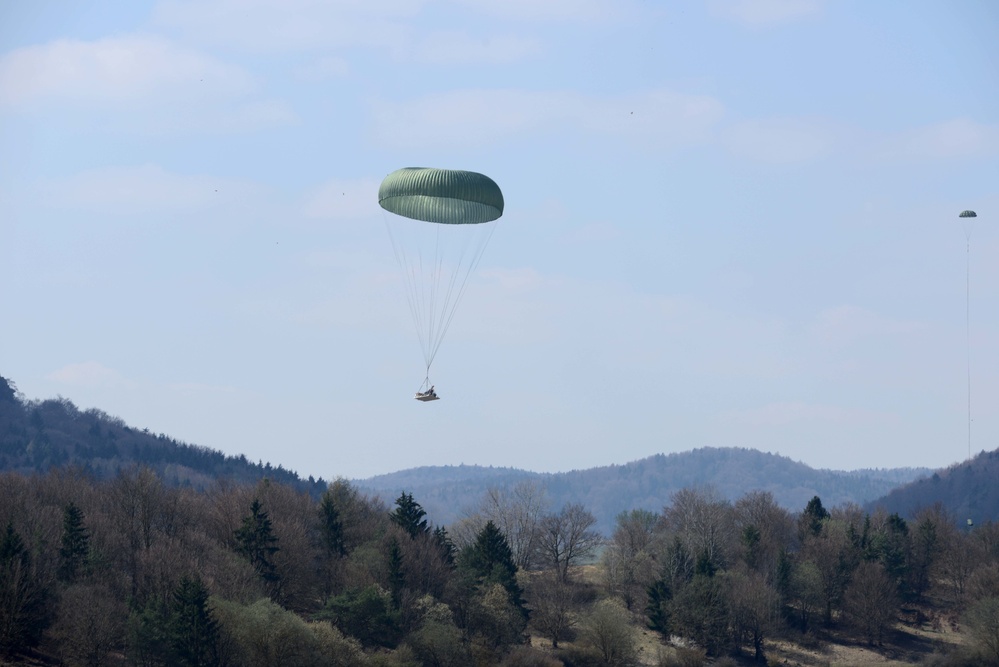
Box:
left=378, top=167, right=504, bottom=397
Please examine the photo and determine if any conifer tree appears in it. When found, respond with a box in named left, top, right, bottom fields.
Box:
left=58, top=502, right=90, bottom=583
left=170, top=575, right=220, bottom=667
left=127, top=596, right=172, bottom=666
left=389, top=492, right=429, bottom=539
left=234, top=499, right=280, bottom=586
left=433, top=525, right=456, bottom=567
left=646, top=579, right=672, bottom=638
left=387, top=538, right=404, bottom=608
left=695, top=548, right=717, bottom=578
left=461, top=521, right=527, bottom=618
left=319, top=490, right=346, bottom=557
left=0, top=524, right=26, bottom=570
left=801, top=496, right=829, bottom=538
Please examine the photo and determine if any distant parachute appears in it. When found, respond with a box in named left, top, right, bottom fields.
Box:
left=378, top=167, right=504, bottom=396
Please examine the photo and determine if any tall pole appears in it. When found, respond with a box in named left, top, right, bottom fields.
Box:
left=959, top=210, right=977, bottom=461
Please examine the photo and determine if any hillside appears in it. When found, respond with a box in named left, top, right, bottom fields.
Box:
left=356, top=448, right=931, bottom=534
left=867, top=447, right=999, bottom=523
left=0, top=374, right=327, bottom=497
left=0, top=373, right=950, bottom=536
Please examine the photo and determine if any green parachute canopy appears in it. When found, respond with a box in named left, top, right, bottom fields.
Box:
left=959, top=210, right=977, bottom=218
left=378, top=167, right=504, bottom=225
left=377, top=167, right=504, bottom=389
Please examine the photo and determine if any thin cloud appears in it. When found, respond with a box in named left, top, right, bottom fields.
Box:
left=880, top=118, right=999, bottom=160
left=720, top=117, right=840, bottom=163
left=560, top=221, right=622, bottom=245
left=0, top=35, right=296, bottom=133
left=452, top=0, right=625, bottom=22
left=304, top=178, right=381, bottom=220
left=154, top=0, right=419, bottom=52
left=708, top=0, right=824, bottom=26
left=294, top=55, right=351, bottom=81
left=0, top=35, right=254, bottom=109
left=43, top=164, right=262, bottom=216
left=725, top=401, right=892, bottom=427
left=410, top=32, right=543, bottom=65
left=155, top=0, right=623, bottom=55
left=810, top=305, right=924, bottom=346
left=371, top=88, right=724, bottom=150
left=47, top=362, right=133, bottom=389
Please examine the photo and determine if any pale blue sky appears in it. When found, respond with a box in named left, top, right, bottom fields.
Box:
left=2, top=0, right=997, bottom=479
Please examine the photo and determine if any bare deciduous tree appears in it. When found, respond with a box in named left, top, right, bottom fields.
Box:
left=963, top=596, right=999, bottom=665
left=663, top=487, right=735, bottom=571
left=734, top=491, right=795, bottom=579
left=603, top=509, right=661, bottom=610
left=789, top=560, right=823, bottom=633
left=481, top=481, right=549, bottom=569
left=802, top=519, right=858, bottom=625
left=527, top=571, right=577, bottom=649
left=728, top=569, right=781, bottom=662
left=538, top=503, right=601, bottom=582
left=843, top=561, right=899, bottom=645
left=50, top=583, right=126, bottom=667
left=938, top=519, right=984, bottom=603
left=578, top=598, right=638, bottom=666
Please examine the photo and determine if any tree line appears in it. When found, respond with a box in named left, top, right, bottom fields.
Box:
left=0, top=375, right=328, bottom=497
left=1, top=468, right=998, bottom=666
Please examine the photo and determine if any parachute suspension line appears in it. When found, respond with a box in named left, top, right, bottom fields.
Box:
left=383, top=214, right=498, bottom=375
left=958, top=210, right=976, bottom=462
left=424, top=220, right=498, bottom=372
left=384, top=216, right=432, bottom=367
left=427, top=224, right=467, bottom=369
left=966, top=230, right=971, bottom=462
left=427, top=223, right=444, bottom=369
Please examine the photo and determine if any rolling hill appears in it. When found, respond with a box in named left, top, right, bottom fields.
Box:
left=10, top=373, right=991, bottom=537
left=0, top=374, right=327, bottom=497
left=866, top=447, right=999, bottom=524
left=356, top=448, right=932, bottom=534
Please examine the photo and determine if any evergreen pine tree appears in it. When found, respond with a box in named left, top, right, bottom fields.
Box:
left=742, top=524, right=762, bottom=570
left=433, top=525, right=456, bottom=567
left=171, top=575, right=220, bottom=667
left=389, top=492, right=429, bottom=539
left=233, top=499, right=280, bottom=586
left=871, top=512, right=911, bottom=599
left=460, top=521, right=527, bottom=618
left=387, top=538, right=405, bottom=608
left=695, top=549, right=717, bottom=578
left=646, top=578, right=672, bottom=638
left=802, top=496, right=829, bottom=538
left=58, top=502, right=90, bottom=583
left=774, top=548, right=793, bottom=604
left=0, top=524, right=25, bottom=567
left=127, top=596, right=172, bottom=667
left=319, top=491, right=347, bottom=557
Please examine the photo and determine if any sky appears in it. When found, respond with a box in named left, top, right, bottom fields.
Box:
left=1, top=0, right=997, bottom=481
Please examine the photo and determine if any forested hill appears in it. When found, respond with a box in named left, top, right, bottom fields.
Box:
left=356, top=448, right=931, bottom=535
left=0, top=375, right=327, bottom=497
left=0, top=373, right=946, bottom=536
left=866, top=448, right=999, bottom=524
